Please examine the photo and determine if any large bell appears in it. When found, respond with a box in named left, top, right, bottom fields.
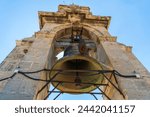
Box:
left=50, top=42, right=104, bottom=93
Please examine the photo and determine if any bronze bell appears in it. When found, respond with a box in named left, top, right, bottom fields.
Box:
left=50, top=39, right=104, bottom=93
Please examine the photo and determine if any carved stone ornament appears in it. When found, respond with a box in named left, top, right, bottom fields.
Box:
left=68, top=14, right=81, bottom=25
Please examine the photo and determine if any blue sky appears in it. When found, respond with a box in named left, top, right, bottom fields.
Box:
left=0, top=0, right=150, bottom=100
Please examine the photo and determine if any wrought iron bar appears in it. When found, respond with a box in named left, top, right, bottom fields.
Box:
left=102, top=73, right=125, bottom=99
left=48, top=91, right=103, bottom=95
left=53, top=92, right=63, bottom=100
left=90, top=94, right=98, bottom=100
left=44, top=82, right=61, bottom=100
left=36, top=71, right=61, bottom=98
left=96, top=86, right=111, bottom=100
left=51, top=80, right=108, bottom=86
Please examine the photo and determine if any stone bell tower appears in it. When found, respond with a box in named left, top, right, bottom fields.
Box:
left=0, top=4, right=150, bottom=100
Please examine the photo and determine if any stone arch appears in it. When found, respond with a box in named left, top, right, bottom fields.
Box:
left=46, top=23, right=104, bottom=60
left=52, top=24, right=103, bottom=42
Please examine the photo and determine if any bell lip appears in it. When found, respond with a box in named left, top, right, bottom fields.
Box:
left=49, top=55, right=104, bottom=93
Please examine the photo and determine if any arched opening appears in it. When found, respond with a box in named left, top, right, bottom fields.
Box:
left=45, top=25, right=104, bottom=100
left=41, top=25, right=122, bottom=100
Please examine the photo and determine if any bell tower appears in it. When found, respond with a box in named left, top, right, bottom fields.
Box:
left=0, top=4, right=150, bottom=100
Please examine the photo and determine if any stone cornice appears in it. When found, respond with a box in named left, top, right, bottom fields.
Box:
left=39, top=4, right=111, bottom=30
